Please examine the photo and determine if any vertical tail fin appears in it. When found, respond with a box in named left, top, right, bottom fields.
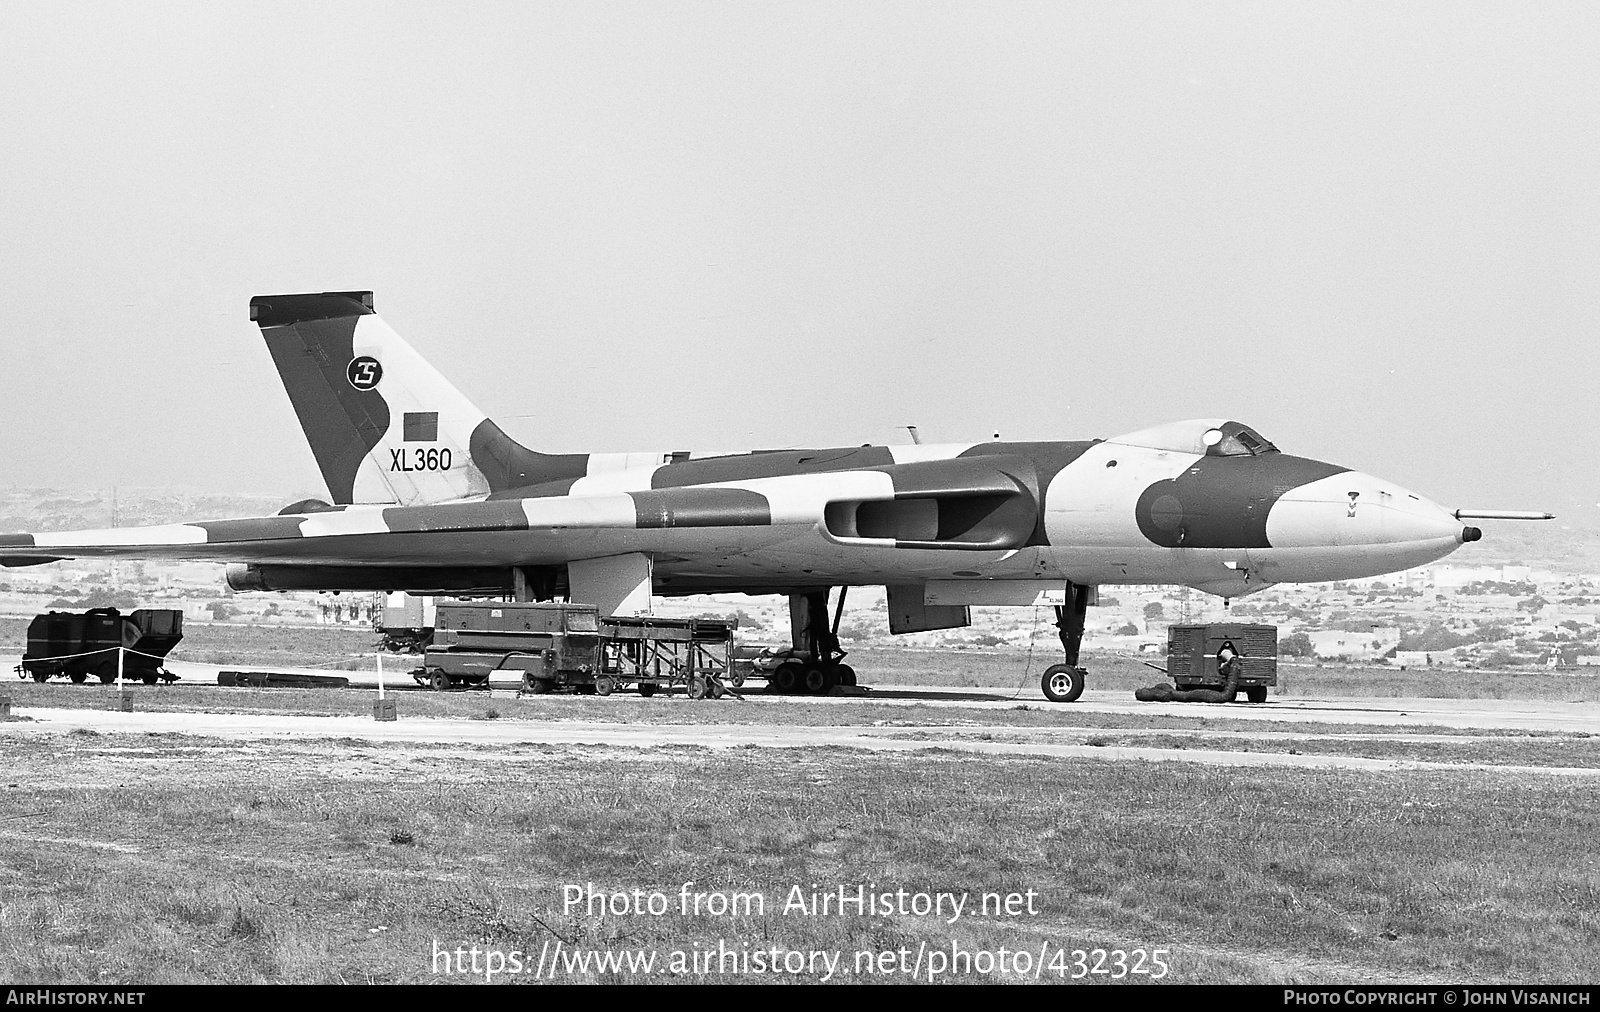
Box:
left=249, top=292, right=586, bottom=505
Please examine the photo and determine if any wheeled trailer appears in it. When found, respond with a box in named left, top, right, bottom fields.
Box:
left=596, top=615, right=737, bottom=699
left=16, top=608, right=183, bottom=685
left=414, top=602, right=737, bottom=698
left=1165, top=623, right=1277, bottom=704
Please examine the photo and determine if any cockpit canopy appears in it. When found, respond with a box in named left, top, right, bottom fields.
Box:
left=1105, top=419, right=1279, bottom=457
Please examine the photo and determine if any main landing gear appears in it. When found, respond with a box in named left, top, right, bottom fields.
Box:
left=1040, top=582, right=1090, bottom=703
left=766, top=589, right=856, bottom=695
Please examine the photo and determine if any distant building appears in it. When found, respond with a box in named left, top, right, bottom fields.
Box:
left=1392, top=650, right=1453, bottom=668
left=1309, top=627, right=1401, bottom=661
left=1398, top=567, right=1434, bottom=590
left=1430, top=566, right=1504, bottom=590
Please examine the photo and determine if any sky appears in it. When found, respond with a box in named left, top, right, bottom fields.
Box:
left=1, top=2, right=1595, bottom=538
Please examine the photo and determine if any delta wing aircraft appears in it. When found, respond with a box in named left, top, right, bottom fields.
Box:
left=0, top=292, right=1552, bottom=700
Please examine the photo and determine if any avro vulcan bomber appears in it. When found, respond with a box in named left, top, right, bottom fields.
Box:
left=0, top=292, right=1551, bottom=701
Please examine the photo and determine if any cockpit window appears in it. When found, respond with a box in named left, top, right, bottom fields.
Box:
left=1106, top=419, right=1282, bottom=456
left=1206, top=423, right=1277, bottom=457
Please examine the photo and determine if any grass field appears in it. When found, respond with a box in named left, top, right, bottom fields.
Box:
left=3, top=623, right=1599, bottom=984
left=900, top=729, right=1600, bottom=769
left=849, top=646, right=1600, bottom=701
left=0, top=679, right=1585, bottom=744
left=0, top=732, right=1594, bottom=984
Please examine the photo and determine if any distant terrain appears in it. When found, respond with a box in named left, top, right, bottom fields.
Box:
left=0, top=487, right=290, bottom=534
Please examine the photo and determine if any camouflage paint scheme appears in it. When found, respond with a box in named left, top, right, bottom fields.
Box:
left=0, top=292, right=1482, bottom=605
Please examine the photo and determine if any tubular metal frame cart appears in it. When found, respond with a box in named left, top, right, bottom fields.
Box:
left=415, top=602, right=738, bottom=698
left=597, top=615, right=737, bottom=699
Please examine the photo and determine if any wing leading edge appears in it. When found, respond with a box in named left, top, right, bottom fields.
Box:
left=0, top=457, right=1044, bottom=574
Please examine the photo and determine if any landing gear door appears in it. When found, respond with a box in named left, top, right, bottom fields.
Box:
left=886, top=584, right=971, bottom=634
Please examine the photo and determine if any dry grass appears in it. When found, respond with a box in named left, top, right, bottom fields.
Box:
left=0, top=679, right=1570, bottom=740
left=854, top=647, right=1600, bottom=701
left=1274, top=663, right=1600, bottom=702
left=0, top=732, right=1594, bottom=984
left=909, top=729, right=1600, bottom=769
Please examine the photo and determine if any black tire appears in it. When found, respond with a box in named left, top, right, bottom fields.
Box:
left=428, top=670, right=451, bottom=692
left=687, top=676, right=709, bottom=700
left=801, top=665, right=835, bottom=695
left=1245, top=685, right=1268, bottom=704
left=68, top=672, right=87, bottom=684
left=638, top=682, right=658, bottom=698
left=771, top=662, right=801, bottom=694
left=835, top=664, right=856, bottom=687
left=97, top=661, right=117, bottom=685
left=141, top=674, right=157, bottom=686
left=594, top=676, right=615, bottom=697
left=31, top=671, right=49, bottom=684
left=1041, top=664, right=1085, bottom=703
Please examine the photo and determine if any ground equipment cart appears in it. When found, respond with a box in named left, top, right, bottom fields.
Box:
left=16, top=608, right=183, bottom=684
left=414, top=602, right=737, bottom=698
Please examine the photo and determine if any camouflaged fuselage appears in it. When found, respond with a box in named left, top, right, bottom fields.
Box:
left=0, top=293, right=1480, bottom=599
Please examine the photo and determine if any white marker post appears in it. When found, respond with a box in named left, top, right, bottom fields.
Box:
left=373, top=650, right=396, bottom=722
left=117, top=645, right=132, bottom=712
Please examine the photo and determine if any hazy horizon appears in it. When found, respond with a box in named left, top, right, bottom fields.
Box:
left=3, top=4, right=1595, bottom=543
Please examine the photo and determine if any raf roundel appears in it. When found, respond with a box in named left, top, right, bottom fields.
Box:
left=346, top=356, right=383, bottom=391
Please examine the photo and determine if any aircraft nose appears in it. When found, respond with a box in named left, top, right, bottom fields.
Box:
left=1265, top=471, right=1469, bottom=549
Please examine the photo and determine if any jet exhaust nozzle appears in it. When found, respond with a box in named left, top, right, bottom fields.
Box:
left=1460, top=527, right=1482, bottom=543
left=225, top=563, right=269, bottom=592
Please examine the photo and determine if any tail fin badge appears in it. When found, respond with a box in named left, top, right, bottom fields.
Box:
left=347, top=356, right=383, bottom=390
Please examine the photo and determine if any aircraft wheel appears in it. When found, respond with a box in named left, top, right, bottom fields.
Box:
left=835, top=664, right=856, bottom=687
left=594, top=676, right=615, bottom=697
left=801, top=665, right=835, bottom=695
left=427, top=670, right=451, bottom=692
left=68, top=672, right=87, bottom=684
left=96, top=661, right=118, bottom=684
left=141, top=674, right=157, bottom=686
left=1041, top=664, right=1085, bottom=703
left=638, top=682, right=658, bottom=698
left=31, top=671, right=49, bottom=683
left=1245, top=685, right=1268, bottom=704
left=771, top=662, right=801, bottom=694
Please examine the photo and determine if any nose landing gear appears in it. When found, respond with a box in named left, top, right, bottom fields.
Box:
left=1040, top=663, right=1085, bottom=703
left=1040, top=582, right=1091, bottom=703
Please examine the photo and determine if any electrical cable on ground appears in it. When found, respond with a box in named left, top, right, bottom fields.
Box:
left=1006, top=605, right=1044, bottom=701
